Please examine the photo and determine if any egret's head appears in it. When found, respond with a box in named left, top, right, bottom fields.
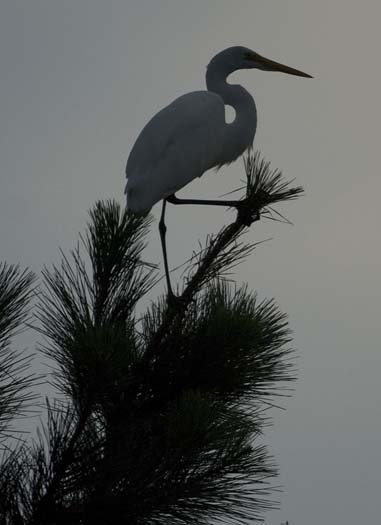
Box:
left=209, top=46, right=312, bottom=78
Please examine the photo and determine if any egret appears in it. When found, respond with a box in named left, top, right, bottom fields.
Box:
left=125, top=46, right=311, bottom=302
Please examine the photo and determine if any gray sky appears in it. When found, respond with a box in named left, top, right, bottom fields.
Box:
left=1, top=1, right=380, bottom=524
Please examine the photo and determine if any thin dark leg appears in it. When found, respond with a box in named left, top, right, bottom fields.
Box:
left=167, top=193, right=260, bottom=227
left=159, top=199, right=175, bottom=301
left=167, top=194, right=241, bottom=208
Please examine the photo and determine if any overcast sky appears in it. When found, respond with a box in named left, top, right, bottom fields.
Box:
left=1, top=1, right=380, bottom=524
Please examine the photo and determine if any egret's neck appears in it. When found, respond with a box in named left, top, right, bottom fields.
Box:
left=206, top=63, right=257, bottom=163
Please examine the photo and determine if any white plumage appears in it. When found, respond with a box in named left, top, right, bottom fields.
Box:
left=125, top=91, right=227, bottom=213
left=125, top=46, right=311, bottom=215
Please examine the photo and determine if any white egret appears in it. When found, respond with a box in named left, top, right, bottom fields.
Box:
left=125, top=46, right=311, bottom=301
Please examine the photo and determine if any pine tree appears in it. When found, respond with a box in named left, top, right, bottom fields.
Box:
left=0, top=152, right=302, bottom=524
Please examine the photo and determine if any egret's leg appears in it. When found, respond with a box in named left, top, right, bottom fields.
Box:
left=167, top=194, right=242, bottom=208
left=167, top=193, right=260, bottom=226
left=159, top=199, right=175, bottom=302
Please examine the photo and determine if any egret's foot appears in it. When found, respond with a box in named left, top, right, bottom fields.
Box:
left=167, top=291, right=188, bottom=311
left=236, top=199, right=261, bottom=226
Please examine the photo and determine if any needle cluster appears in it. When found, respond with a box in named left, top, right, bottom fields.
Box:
left=0, top=263, right=36, bottom=445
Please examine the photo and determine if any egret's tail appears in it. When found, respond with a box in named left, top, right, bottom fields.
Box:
left=125, top=180, right=152, bottom=215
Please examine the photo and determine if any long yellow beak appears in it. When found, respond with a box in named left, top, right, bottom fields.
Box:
left=256, top=53, right=313, bottom=78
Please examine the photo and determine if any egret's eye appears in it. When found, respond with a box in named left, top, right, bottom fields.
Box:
left=245, top=52, right=256, bottom=61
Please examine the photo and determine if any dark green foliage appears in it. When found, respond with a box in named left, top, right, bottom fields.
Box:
left=0, top=152, right=301, bottom=524
left=35, top=201, right=155, bottom=410
left=140, top=284, right=293, bottom=412
left=0, top=263, right=36, bottom=444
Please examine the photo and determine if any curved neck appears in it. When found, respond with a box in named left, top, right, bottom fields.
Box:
left=206, top=63, right=257, bottom=163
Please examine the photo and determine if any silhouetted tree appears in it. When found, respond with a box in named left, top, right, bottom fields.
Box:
left=0, top=152, right=302, bottom=524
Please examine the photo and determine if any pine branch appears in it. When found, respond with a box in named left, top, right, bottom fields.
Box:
left=0, top=401, right=103, bottom=524
left=35, top=200, right=155, bottom=408
left=28, top=401, right=94, bottom=525
left=84, top=200, right=156, bottom=325
left=25, top=202, right=156, bottom=523
left=0, top=444, right=28, bottom=523
left=66, top=388, right=279, bottom=525
left=144, top=151, right=302, bottom=357
left=0, top=263, right=36, bottom=444
left=139, top=280, right=295, bottom=424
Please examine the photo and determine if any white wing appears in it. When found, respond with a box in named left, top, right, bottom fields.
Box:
left=125, top=91, right=226, bottom=213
